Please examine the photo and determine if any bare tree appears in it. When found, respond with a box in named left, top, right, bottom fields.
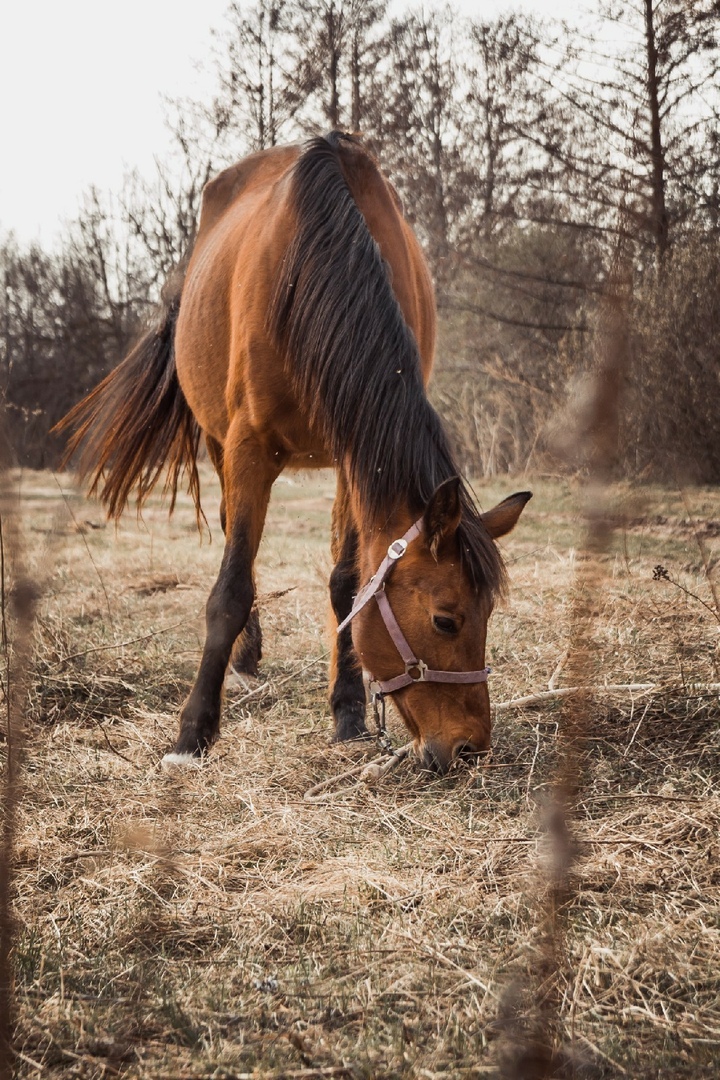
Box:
left=288, top=0, right=387, bottom=131
left=208, top=0, right=299, bottom=151
left=463, top=16, right=552, bottom=246
left=0, top=215, right=142, bottom=467
left=376, top=8, right=461, bottom=272
left=541, top=0, right=720, bottom=258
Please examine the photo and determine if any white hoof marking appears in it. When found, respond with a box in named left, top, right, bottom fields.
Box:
left=161, top=752, right=202, bottom=771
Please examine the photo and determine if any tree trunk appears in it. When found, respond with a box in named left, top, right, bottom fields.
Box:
left=351, top=29, right=361, bottom=130
left=644, top=0, right=669, bottom=258
left=328, top=4, right=340, bottom=127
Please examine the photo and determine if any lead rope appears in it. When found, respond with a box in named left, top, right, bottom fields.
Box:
left=370, top=689, right=393, bottom=754
left=303, top=740, right=414, bottom=803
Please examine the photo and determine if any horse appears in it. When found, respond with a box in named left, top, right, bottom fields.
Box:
left=58, top=131, right=531, bottom=774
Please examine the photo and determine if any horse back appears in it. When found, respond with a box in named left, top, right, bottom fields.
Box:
left=197, top=141, right=434, bottom=359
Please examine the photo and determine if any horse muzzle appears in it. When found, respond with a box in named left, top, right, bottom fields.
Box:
left=418, top=736, right=488, bottom=775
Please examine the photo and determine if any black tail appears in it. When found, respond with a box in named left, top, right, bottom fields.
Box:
left=54, top=271, right=202, bottom=524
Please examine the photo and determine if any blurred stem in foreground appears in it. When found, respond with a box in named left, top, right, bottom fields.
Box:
left=497, top=255, right=629, bottom=1077
left=0, top=449, right=39, bottom=1078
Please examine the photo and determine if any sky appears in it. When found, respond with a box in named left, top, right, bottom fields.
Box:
left=1, top=0, right=585, bottom=247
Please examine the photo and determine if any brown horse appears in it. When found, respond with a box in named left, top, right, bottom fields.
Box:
left=58, top=132, right=531, bottom=773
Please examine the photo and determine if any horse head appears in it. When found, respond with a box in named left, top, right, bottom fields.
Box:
left=350, top=479, right=531, bottom=773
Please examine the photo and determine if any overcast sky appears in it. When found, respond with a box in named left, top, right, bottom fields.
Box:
left=1, top=0, right=586, bottom=246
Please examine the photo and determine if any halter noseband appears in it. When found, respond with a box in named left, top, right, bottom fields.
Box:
left=336, top=519, right=491, bottom=703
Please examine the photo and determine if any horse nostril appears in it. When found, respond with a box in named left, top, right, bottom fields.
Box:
left=420, top=742, right=451, bottom=774
left=421, top=740, right=486, bottom=774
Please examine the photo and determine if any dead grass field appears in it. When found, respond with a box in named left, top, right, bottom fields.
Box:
left=5, top=465, right=720, bottom=1077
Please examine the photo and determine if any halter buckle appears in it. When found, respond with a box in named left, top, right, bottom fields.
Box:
left=388, top=538, right=408, bottom=560
left=405, top=659, right=428, bottom=682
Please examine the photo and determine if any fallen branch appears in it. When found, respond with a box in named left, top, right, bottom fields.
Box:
left=151, top=1069, right=351, bottom=1080
left=491, top=682, right=720, bottom=712
left=304, top=679, right=720, bottom=802
left=55, top=621, right=185, bottom=667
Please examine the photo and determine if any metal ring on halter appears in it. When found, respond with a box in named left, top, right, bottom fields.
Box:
left=405, top=659, right=427, bottom=682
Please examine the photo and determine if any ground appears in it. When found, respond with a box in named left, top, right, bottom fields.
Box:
left=6, top=465, right=720, bottom=1077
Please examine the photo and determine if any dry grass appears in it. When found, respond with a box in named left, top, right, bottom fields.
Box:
left=4, top=465, right=720, bottom=1077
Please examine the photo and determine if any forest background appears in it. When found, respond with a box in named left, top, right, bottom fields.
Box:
left=1, top=0, right=719, bottom=482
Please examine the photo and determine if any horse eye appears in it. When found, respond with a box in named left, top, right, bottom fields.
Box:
left=433, top=615, right=458, bottom=635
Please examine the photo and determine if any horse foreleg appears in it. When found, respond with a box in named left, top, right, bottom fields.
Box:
left=164, top=428, right=280, bottom=762
left=329, top=487, right=368, bottom=742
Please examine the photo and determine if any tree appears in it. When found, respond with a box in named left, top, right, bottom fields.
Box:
left=620, top=233, right=720, bottom=479
left=208, top=0, right=298, bottom=152
left=288, top=0, right=387, bottom=131
left=542, top=0, right=720, bottom=258
left=376, top=8, right=461, bottom=272
left=461, top=15, right=555, bottom=247
left=0, top=215, right=142, bottom=467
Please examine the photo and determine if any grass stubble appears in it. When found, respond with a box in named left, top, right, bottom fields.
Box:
left=1, top=459, right=718, bottom=1078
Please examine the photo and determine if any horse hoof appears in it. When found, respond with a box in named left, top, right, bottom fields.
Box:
left=331, top=722, right=372, bottom=743
left=161, top=752, right=203, bottom=771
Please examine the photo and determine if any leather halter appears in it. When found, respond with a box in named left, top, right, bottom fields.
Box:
left=336, top=518, right=491, bottom=702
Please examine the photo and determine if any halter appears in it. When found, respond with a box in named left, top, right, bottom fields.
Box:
left=336, top=519, right=491, bottom=739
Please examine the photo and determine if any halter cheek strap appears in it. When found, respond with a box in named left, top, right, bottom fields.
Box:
left=336, top=518, right=491, bottom=700
left=336, top=520, right=423, bottom=635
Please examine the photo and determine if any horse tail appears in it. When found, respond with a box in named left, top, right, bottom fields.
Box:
left=54, top=266, right=202, bottom=525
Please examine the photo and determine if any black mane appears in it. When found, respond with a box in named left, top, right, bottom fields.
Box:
left=269, top=132, right=506, bottom=598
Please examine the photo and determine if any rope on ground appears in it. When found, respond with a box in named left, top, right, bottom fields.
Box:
left=493, top=682, right=720, bottom=713
left=303, top=742, right=414, bottom=803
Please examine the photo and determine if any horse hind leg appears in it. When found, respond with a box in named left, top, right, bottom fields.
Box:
left=227, top=603, right=263, bottom=684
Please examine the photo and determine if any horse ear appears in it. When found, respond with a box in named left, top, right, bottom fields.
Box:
left=481, top=491, right=532, bottom=539
left=423, top=477, right=462, bottom=557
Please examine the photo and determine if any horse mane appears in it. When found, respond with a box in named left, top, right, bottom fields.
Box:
left=269, top=131, right=506, bottom=598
